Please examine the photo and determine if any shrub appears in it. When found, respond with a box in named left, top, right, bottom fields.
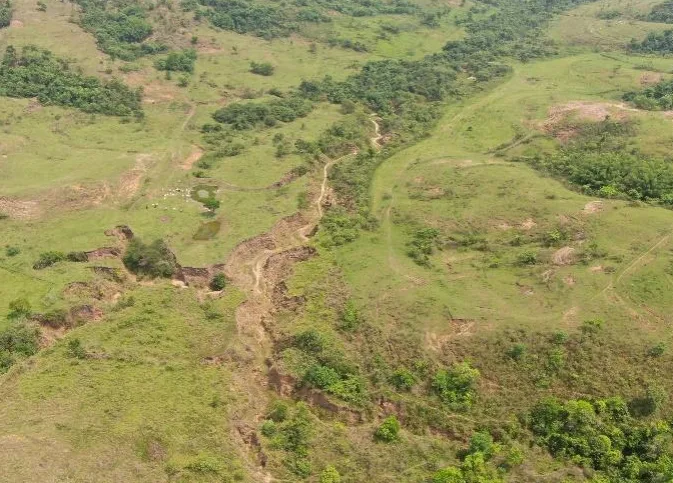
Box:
left=581, top=318, right=604, bottom=335
left=407, top=227, right=440, bottom=266
left=202, top=198, right=220, bottom=211
left=432, top=361, right=480, bottom=410
left=339, top=299, right=360, bottom=331
left=374, top=415, right=401, bottom=442
left=267, top=400, right=289, bottom=422
left=261, top=420, right=277, bottom=437
left=122, top=238, right=177, bottom=278
left=551, top=330, right=569, bottom=344
left=209, top=273, right=227, bottom=291
left=515, top=250, right=537, bottom=266
left=648, top=342, right=667, bottom=357
left=390, top=367, right=416, bottom=391
left=431, top=467, right=464, bottom=483
left=0, top=350, right=14, bottom=373
left=250, top=61, right=274, bottom=76
left=468, top=431, right=498, bottom=459
left=319, top=465, right=341, bottom=483
left=8, top=298, right=31, bottom=319
left=155, top=49, right=197, bottom=73
left=305, top=364, right=341, bottom=389
left=294, top=329, right=325, bottom=353
left=39, top=309, right=68, bottom=328
left=0, top=323, right=39, bottom=356
left=5, top=246, right=19, bottom=257
left=506, top=343, right=527, bottom=361
left=33, top=251, right=65, bottom=269
left=74, top=0, right=156, bottom=60
left=66, top=338, right=87, bottom=359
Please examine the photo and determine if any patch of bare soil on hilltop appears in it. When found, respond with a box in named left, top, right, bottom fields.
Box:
left=552, top=246, right=576, bottom=266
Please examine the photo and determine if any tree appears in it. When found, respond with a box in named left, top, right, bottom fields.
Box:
left=122, top=238, right=177, bottom=278
left=390, top=367, right=416, bottom=391
left=374, top=415, right=401, bottom=442
left=203, top=198, right=220, bottom=211
left=155, top=49, right=197, bottom=73
left=431, top=467, right=464, bottom=483
left=250, top=61, right=275, bottom=76
left=432, top=362, right=480, bottom=410
left=319, top=465, right=341, bottom=483
left=209, top=273, right=227, bottom=291
left=67, top=338, right=87, bottom=359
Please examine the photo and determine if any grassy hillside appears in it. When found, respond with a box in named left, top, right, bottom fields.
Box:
left=2, top=0, right=673, bottom=480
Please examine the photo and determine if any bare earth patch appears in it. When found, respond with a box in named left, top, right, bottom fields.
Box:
left=563, top=275, right=576, bottom=286
left=181, top=146, right=203, bottom=170
left=0, top=197, right=41, bottom=219
left=640, top=72, right=663, bottom=86
left=118, top=153, right=153, bottom=198
left=552, top=246, right=576, bottom=266
left=520, top=218, right=537, bottom=230
left=583, top=201, right=603, bottom=214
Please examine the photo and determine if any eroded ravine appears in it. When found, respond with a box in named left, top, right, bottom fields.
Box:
left=220, top=150, right=356, bottom=480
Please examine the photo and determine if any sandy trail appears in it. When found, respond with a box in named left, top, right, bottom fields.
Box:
left=370, top=116, right=383, bottom=150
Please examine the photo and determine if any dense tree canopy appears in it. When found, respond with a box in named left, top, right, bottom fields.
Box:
left=0, top=45, right=143, bottom=116
left=530, top=397, right=673, bottom=481
left=74, top=0, right=162, bottom=61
